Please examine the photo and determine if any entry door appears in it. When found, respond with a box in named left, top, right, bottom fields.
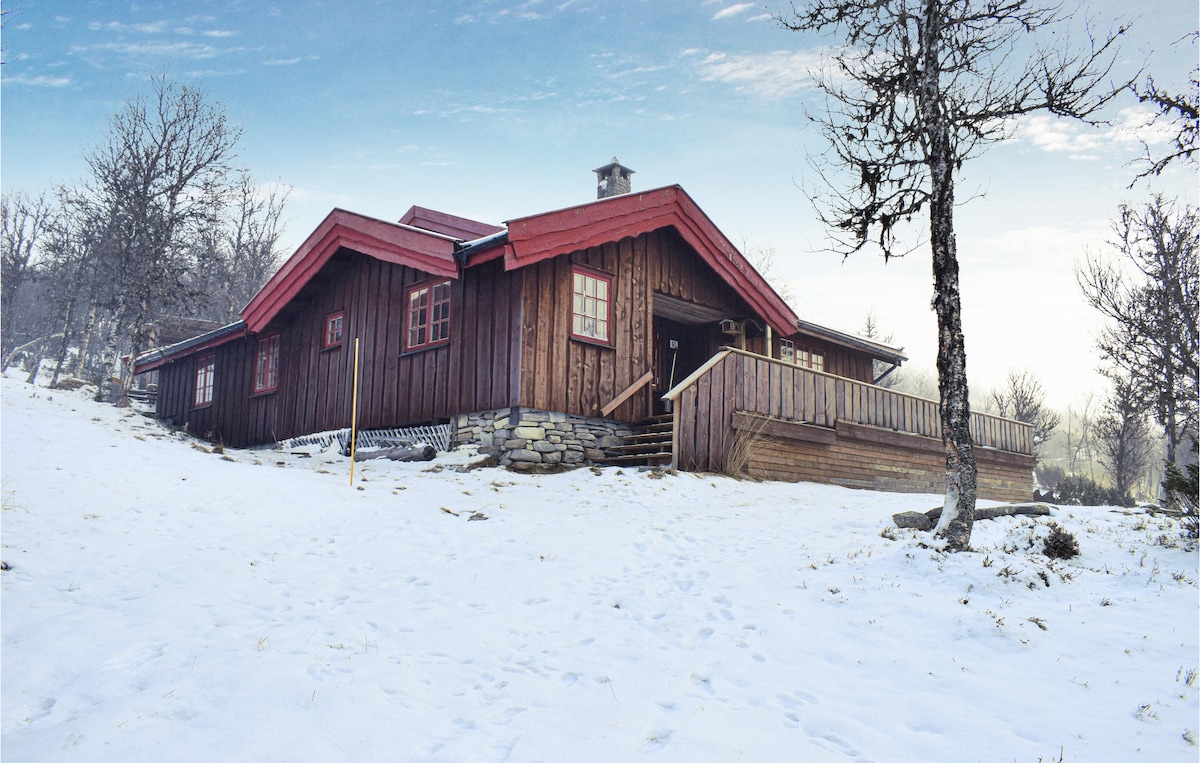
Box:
left=653, top=316, right=709, bottom=415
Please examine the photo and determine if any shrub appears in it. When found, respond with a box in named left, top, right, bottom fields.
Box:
left=1052, top=474, right=1130, bottom=507
left=1163, top=439, right=1198, bottom=541
left=1042, top=523, right=1080, bottom=560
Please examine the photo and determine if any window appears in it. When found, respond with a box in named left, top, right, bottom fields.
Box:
left=571, top=268, right=611, bottom=344
left=254, top=335, right=280, bottom=394
left=323, top=311, right=344, bottom=349
left=194, top=354, right=215, bottom=408
left=783, top=341, right=825, bottom=373
left=405, top=280, right=452, bottom=351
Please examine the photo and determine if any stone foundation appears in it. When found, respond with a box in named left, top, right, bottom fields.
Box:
left=452, top=407, right=634, bottom=470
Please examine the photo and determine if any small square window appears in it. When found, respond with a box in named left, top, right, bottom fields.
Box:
left=789, top=344, right=826, bottom=373
left=571, top=268, right=611, bottom=344
left=780, top=339, right=795, bottom=365
left=324, top=311, right=344, bottom=349
left=194, top=353, right=215, bottom=407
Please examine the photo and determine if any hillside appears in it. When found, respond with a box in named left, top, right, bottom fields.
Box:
left=1, top=376, right=1196, bottom=762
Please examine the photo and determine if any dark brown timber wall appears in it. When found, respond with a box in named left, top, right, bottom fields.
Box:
left=669, top=349, right=1035, bottom=503
left=154, top=250, right=524, bottom=447
left=518, top=227, right=753, bottom=422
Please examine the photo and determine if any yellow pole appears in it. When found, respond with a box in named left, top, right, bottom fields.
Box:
left=349, top=337, right=360, bottom=486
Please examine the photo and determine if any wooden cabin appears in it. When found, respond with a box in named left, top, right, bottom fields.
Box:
left=135, top=166, right=1034, bottom=501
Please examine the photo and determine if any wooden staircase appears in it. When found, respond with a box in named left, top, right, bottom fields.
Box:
left=599, top=415, right=673, bottom=466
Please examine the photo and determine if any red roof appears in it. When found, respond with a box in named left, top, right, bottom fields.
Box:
left=242, top=209, right=460, bottom=333
left=502, top=185, right=799, bottom=335
left=240, top=187, right=799, bottom=338
left=398, top=205, right=504, bottom=240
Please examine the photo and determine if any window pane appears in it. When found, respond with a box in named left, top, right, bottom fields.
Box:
left=571, top=270, right=610, bottom=342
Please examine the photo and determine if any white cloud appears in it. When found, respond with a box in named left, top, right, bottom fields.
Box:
left=264, top=56, right=318, bottom=66
left=712, top=3, right=755, bottom=20
left=1, top=73, right=73, bottom=87
left=70, top=40, right=225, bottom=60
left=1014, top=107, right=1154, bottom=160
left=696, top=50, right=822, bottom=99
left=203, top=29, right=237, bottom=38
left=88, top=20, right=169, bottom=34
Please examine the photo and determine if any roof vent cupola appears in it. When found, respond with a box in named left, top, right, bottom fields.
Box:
left=594, top=157, right=634, bottom=199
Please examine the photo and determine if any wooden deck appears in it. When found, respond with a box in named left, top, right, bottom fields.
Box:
left=662, top=348, right=1035, bottom=502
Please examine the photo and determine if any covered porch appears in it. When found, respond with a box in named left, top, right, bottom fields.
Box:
left=660, top=348, right=1035, bottom=503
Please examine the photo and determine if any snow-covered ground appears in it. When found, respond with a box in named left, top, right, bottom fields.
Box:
left=1, top=375, right=1196, bottom=763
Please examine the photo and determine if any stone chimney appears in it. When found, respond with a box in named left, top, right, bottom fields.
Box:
left=594, top=157, right=634, bottom=199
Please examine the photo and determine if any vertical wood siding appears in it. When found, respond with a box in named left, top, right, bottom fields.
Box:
left=672, top=349, right=1033, bottom=494
left=153, top=249, right=523, bottom=447
left=518, top=227, right=758, bottom=421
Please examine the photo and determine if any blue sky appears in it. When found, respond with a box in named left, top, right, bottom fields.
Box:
left=2, top=0, right=1197, bottom=410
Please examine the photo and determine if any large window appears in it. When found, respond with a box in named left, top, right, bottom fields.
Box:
left=405, top=280, right=452, bottom=351
left=571, top=268, right=611, bottom=344
left=194, top=354, right=215, bottom=408
left=323, top=311, right=344, bottom=349
left=254, top=335, right=280, bottom=394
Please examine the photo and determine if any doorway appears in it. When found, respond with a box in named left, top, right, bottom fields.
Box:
left=652, top=315, right=714, bottom=415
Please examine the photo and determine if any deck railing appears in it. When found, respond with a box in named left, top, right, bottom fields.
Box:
left=662, top=348, right=1032, bottom=471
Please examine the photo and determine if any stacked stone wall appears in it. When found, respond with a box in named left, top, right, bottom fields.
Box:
left=453, top=407, right=633, bottom=470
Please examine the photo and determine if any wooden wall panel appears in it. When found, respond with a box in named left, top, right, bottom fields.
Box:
left=153, top=246, right=528, bottom=448
left=671, top=348, right=1034, bottom=501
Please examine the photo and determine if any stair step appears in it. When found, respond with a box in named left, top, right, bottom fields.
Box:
left=601, top=452, right=672, bottom=465
left=607, top=442, right=672, bottom=455
left=629, top=423, right=672, bottom=435
left=620, top=432, right=673, bottom=444
left=593, top=415, right=674, bottom=466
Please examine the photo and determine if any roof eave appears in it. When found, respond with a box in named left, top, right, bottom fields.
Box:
left=133, top=320, right=248, bottom=375
left=242, top=209, right=460, bottom=333
left=793, top=317, right=908, bottom=364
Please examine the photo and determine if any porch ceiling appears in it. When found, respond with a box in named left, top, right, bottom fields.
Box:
left=652, top=293, right=730, bottom=325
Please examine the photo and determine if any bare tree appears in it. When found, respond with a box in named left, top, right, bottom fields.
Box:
left=1078, top=196, right=1198, bottom=466
left=738, top=234, right=796, bottom=309
left=1095, top=375, right=1154, bottom=501
left=1062, top=393, right=1097, bottom=477
left=190, top=172, right=289, bottom=322
left=861, top=310, right=902, bottom=388
left=1130, top=32, right=1198, bottom=182
left=1, top=190, right=55, bottom=357
left=777, top=0, right=1130, bottom=550
left=81, top=75, right=242, bottom=404
left=989, top=368, right=1061, bottom=462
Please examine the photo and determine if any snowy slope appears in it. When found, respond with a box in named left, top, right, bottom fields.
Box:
left=1, top=376, right=1196, bottom=762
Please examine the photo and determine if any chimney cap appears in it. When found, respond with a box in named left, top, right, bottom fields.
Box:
left=593, top=156, right=635, bottom=176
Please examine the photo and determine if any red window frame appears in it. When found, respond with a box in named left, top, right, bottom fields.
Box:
left=811, top=350, right=825, bottom=373
left=790, top=344, right=826, bottom=372
left=194, top=353, right=215, bottom=408
left=570, top=267, right=612, bottom=345
left=253, top=334, right=280, bottom=394
left=323, top=310, right=344, bottom=349
left=404, top=279, right=451, bottom=352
